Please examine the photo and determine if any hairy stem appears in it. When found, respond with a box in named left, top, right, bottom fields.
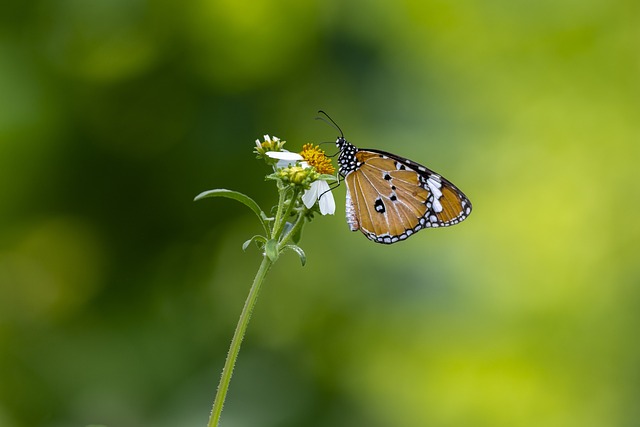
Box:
left=207, top=255, right=273, bottom=427
left=272, top=188, right=300, bottom=240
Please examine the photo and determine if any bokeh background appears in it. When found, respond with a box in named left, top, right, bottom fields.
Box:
left=1, top=0, right=638, bottom=426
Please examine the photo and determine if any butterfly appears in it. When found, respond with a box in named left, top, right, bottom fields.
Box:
left=321, top=113, right=472, bottom=244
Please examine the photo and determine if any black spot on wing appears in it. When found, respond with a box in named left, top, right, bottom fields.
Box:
left=374, top=198, right=385, bottom=213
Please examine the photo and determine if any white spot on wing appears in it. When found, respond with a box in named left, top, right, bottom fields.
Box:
left=427, top=177, right=443, bottom=213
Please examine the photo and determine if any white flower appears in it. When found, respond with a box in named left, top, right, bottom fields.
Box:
left=303, top=180, right=336, bottom=215
left=265, top=151, right=336, bottom=215
left=255, top=135, right=284, bottom=156
left=266, top=150, right=308, bottom=169
left=256, top=135, right=280, bottom=147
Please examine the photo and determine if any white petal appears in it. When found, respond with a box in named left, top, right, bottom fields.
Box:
left=266, top=151, right=304, bottom=161
left=276, top=159, right=292, bottom=168
left=316, top=181, right=336, bottom=215
left=276, top=160, right=308, bottom=169
left=302, top=184, right=318, bottom=209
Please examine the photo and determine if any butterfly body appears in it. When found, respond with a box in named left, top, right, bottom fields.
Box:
left=336, top=136, right=472, bottom=244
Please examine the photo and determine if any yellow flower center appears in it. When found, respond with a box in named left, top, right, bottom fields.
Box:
left=299, top=144, right=335, bottom=175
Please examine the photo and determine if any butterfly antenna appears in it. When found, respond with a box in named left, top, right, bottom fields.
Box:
left=315, top=110, right=344, bottom=138
left=315, top=141, right=339, bottom=157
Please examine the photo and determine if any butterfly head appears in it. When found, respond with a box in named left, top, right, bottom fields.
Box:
left=336, top=137, right=359, bottom=177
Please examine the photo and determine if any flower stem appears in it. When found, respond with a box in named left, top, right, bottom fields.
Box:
left=272, top=188, right=300, bottom=240
left=207, top=255, right=273, bottom=427
left=278, top=210, right=307, bottom=250
left=271, top=186, right=289, bottom=239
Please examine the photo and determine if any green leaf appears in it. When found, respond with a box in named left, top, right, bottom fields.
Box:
left=242, top=235, right=267, bottom=251
left=194, top=189, right=269, bottom=235
left=284, top=244, right=306, bottom=266
left=265, top=239, right=279, bottom=262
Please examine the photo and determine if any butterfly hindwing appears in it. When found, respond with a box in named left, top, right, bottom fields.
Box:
left=348, top=164, right=420, bottom=239
left=337, top=139, right=471, bottom=244
left=348, top=153, right=426, bottom=239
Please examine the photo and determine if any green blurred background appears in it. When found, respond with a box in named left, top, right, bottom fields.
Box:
left=1, top=0, right=638, bottom=426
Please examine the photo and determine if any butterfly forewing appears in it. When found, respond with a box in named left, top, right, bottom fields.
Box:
left=337, top=139, right=471, bottom=244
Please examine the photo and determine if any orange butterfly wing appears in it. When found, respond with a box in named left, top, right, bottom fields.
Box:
left=343, top=148, right=471, bottom=244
